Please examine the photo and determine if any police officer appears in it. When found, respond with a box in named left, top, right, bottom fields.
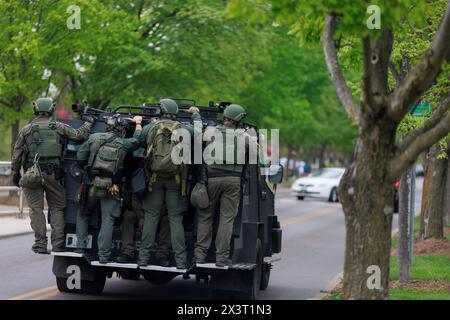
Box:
left=137, top=99, right=201, bottom=269
left=194, top=104, right=254, bottom=267
left=11, top=97, right=93, bottom=253
left=117, top=195, right=172, bottom=266
left=76, top=114, right=142, bottom=263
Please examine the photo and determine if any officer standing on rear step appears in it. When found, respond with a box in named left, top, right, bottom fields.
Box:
left=75, top=114, right=142, bottom=264
left=194, top=104, right=255, bottom=267
left=137, top=99, right=201, bottom=269
left=116, top=194, right=172, bottom=266
left=11, top=98, right=93, bottom=254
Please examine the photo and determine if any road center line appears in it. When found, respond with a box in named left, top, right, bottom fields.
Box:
left=31, top=290, right=62, bottom=300
left=8, top=285, right=57, bottom=300
left=280, top=206, right=341, bottom=227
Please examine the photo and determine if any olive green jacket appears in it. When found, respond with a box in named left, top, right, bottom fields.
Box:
left=12, top=117, right=92, bottom=175
left=77, top=129, right=142, bottom=166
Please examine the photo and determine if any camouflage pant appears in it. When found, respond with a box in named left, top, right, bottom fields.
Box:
left=194, top=176, right=241, bottom=261
left=77, top=196, right=121, bottom=259
left=139, top=177, right=188, bottom=265
left=121, top=194, right=171, bottom=259
left=23, top=172, right=66, bottom=249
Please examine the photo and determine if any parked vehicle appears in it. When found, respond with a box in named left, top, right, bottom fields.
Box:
left=291, top=167, right=345, bottom=202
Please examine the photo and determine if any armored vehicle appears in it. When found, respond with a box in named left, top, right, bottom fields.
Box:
left=52, top=99, right=283, bottom=299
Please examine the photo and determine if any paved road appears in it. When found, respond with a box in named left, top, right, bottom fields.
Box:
left=0, top=179, right=422, bottom=300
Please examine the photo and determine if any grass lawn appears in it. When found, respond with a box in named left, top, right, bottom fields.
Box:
left=389, top=288, right=450, bottom=300
left=326, top=222, right=450, bottom=300
left=390, top=255, right=450, bottom=281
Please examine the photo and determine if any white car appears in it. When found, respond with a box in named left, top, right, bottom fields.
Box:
left=291, top=167, right=345, bottom=202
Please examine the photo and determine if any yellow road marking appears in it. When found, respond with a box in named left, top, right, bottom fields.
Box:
left=280, top=206, right=340, bottom=227
left=31, top=290, right=62, bottom=300
left=8, top=285, right=57, bottom=300
left=9, top=205, right=340, bottom=300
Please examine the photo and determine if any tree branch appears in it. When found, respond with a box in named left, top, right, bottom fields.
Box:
left=321, top=14, right=359, bottom=122
left=389, top=103, right=450, bottom=178
left=398, top=95, right=450, bottom=152
left=388, top=2, right=450, bottom=122
left=389, top=61, right=401, bottom=86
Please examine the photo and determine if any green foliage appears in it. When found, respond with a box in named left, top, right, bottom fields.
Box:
left=237, top=26, right=356, bottom=153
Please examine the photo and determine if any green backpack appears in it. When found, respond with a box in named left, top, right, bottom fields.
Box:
left=88, top=133, right=125, bottom=176
left=146, top=121, right=181, bottom=178
left=26, top=122, right=62, bottom=165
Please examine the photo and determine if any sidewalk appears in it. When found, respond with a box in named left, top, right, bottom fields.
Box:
left=0, top=205, right=48, bottom=239
left=0, top=217, right=34, bottom=239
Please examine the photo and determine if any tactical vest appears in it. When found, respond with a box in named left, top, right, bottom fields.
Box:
left=207, top=125, right=246, bottom=174
left=26, top=121, right=62, bottom=166
left=88, top=133, right=126, bottom=176
left=145, top=119, right=182, bottom=178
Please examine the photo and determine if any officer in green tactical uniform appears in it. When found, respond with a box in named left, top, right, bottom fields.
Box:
left=194, top=104, right=255, bottom=267
left=11, top=97, right=93, bottom=254
left=117, top=193, right=172, bottom=266
left=75, top=114, right=142, bottom=263
left=137, top=99, right=201, bottom=269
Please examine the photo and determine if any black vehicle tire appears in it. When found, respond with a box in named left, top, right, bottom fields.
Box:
left=142, top=270, right=176, bottom=285
left=81, top=277, right=106, bottom=294
left=260, top=263, right=271, bottom=291
left=297, top=196, right=305, bottom=201
left=56, top=277, right=72, bottom=293
left=56, top=271, right=106, bottom=295
left=328, top=187, right=338, bottom=203
left=120, top=270, right=141, bottom=280
left=232, top=239, right=263, bottom=300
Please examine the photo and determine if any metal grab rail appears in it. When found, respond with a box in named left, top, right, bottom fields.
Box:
left=0, top=186, right=25, bottom=219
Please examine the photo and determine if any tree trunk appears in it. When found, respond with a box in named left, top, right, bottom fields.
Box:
left=444, top=155, right=450, bottom=226
left=339, top=117, right=397, bottom=300
left=398, top=168, right=411, bottom=282
left=419, top=151, right=432, bottom=239
left=319, top=143, right=327, bottom=168
left=424, top=144, right=446, bottom=239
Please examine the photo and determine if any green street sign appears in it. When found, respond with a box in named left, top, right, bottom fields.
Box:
left=411, top=100, right=430, bottom=116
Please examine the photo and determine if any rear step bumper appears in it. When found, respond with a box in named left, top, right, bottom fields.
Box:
left=51, top=252, right=259, bottom=272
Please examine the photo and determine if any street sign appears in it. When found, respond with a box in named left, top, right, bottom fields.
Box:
left=410, top=100, right=430, bottom=116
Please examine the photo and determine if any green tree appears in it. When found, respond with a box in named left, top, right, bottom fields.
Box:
left=229, top=0, right=450, bottom=299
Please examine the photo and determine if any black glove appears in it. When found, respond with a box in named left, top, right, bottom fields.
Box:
left=12, top=173, right=21, bottom=187
left=82, top=115, right=95, bottom=124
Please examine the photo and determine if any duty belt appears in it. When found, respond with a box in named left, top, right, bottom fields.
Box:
left=207, top=168, right=242, bottom=178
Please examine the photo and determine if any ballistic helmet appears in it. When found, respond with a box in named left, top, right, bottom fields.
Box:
left=159, top=98, right=178, bottom=115
left=32, top=98, right=56, bottom=116
left=223, top=104, right=247, bottom=123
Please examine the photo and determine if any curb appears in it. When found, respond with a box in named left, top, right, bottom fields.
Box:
left=309, top=271, right=343, bottom=300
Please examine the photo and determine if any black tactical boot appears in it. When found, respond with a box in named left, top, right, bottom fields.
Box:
left=116, top=254, right=135, bottom=264
left=99, top=256, right=112, bottom=264
left=193, top=256, right=206, bottom=264
left=74, top=248, right=86, bottom=254
left=215, top=258, right=232, bottom=268
left=52, top=246, right=65, bottom=253
left=176, top=262, right=187, bottom=270
left=156, top=256, right=171, bottom=267
left=32, top=244, right=48, bottom=254
left=137, top=259, right=148, bottom=267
